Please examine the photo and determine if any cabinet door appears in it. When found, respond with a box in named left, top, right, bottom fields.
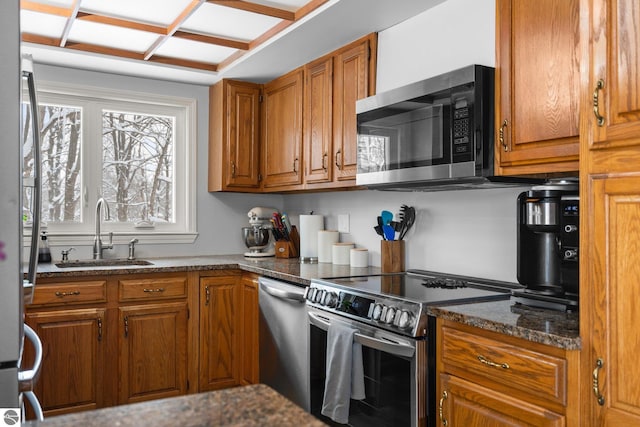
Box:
left=261, top=69, right=303, bottom=189
left=226, top=81, right=261, bottom=188
left=304, top=57, right=333, bottom=184
left=439, top=374, right=564, bottom=427
left=587, top=0, right=640, bottom=148
left=581, top=174, right=640, bottom=426
left=333, top=39, right=370, bottom=181
left=199, top=276, right=240, bottom=390
left=240, top=275, right=259, bottom=385
left=118, top=302, right=188, bottom=404
left=495, top=0, right=580, bottom=174
left=25, top=309, right=105, bottom=417
left=208, top=80, right=261, bottom=191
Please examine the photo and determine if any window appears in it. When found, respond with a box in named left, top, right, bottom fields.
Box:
left=22, top=82, right=196, bottom=244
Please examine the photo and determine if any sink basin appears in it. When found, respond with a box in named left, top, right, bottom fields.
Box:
left=55, top=259, right=154, bottom=268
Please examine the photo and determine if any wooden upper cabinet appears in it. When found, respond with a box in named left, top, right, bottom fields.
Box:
left=333, top=37, right=373, bottom=182
left=304, top=57, right=333, bottom=184
left=261, top=68, right=304, bottom=190
left=209, top=79, right=261, bottom=192
left=586, top=0, right=640, bottom=149
left=495, top=0, right=580, bottom=175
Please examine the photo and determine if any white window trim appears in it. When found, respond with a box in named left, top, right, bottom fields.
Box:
left=30, top=80, right=198, bottom=245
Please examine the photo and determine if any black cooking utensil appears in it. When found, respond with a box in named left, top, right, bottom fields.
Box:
left=399, top=206, right=415, bottom=240
left=374, top=225, right=384, bottom=238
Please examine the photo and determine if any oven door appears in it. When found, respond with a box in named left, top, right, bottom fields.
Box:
left=308, top=307, right=428, bottom=427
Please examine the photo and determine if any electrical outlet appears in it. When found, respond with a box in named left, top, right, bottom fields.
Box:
left=338, top=214, right=350, bottom=233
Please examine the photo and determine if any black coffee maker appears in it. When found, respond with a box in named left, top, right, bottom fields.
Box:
left=514, top=179, right=579, bottom=310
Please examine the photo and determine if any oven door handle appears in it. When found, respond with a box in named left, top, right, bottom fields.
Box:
left=308, top=311, right=416, bottom=358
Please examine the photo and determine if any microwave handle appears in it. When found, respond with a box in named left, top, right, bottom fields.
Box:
left=308, top=311, right=415, bottom=358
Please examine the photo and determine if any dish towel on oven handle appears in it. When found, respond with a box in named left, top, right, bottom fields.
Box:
left=321, top=321, right=366, bottom=424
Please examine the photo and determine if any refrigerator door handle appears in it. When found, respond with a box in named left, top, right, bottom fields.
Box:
left=18, top=324, right=42, bottom=392
left=23, top=57, right=42, bottom=293
left=22, top=391, right=44, bottom=421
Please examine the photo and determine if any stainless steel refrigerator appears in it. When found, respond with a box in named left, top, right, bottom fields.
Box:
left=0, top=0, right=44, bottom=421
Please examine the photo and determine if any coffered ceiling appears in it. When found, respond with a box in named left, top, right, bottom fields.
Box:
left=20, top=0, right=444, bottom=85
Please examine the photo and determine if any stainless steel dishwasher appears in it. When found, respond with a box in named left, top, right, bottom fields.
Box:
left=258, top=276, right=310, bottom=411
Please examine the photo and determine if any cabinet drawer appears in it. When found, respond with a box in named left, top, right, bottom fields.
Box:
left=118, top=276, right=187, bottom=302
left=31, top=281, right=107, bottom=306
left=441, top=325, right=567, bottom=406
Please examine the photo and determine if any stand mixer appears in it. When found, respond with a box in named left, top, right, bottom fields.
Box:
left=243, top=207, right=278, bottom=257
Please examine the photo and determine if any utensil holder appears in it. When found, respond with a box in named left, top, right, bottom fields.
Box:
left=275, top=226, right=300, bottom=258
left=381, top=240, right=405, bottom=273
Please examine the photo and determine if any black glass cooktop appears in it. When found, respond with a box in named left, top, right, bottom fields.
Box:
left=316, top=269, right=517, bottom=305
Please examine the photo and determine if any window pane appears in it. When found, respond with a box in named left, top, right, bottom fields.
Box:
left=22, top=103, right=82, bottom=223
left=102, top=110, right=175, bottom=224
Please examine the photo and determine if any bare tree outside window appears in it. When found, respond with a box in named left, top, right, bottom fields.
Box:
left=102, top=110, right=174, bottom=224
left=22, top=103, right=82, bottom=223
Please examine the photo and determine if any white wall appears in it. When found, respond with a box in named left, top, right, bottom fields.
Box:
left=34, top=64, right=284, bottom=260
left=282, top=0, right=530, bottom=283
left=376, top=0, right=496, bottom=92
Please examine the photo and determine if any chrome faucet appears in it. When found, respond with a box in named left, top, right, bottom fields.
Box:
left=93, top=197, right=113, bottom=259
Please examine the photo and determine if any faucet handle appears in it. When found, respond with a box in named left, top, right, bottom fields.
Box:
left=106, top=232, right=113, bottom=249
left=128, top=238, right=138, bottom=260
left=60, top=247, right=75, bottom=262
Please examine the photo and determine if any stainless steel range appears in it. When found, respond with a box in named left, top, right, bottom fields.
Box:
left=306, top=270, right=516, bottom=427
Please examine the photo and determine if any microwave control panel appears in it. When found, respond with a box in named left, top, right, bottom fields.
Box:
left=452, top=98, right=473, bottom=162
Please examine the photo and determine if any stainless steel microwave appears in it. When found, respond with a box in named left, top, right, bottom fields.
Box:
left=356, top=65, right=528, bottom=190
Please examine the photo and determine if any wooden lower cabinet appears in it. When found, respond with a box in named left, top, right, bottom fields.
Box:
left=437, top=319, right=580, bottom=427
left=439, top=373, right=564, bottom=427
left=199, top=274, right=241, bottom=390
left=239, top=274, right=259, bottom=385
left=25, top=308, right=106, bottom=417
left=118, top=302, right=188, bottom=404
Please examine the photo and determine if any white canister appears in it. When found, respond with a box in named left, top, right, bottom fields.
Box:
left=317, top=230, right=339, bottom=263
left=350, top=248, right=369, bottom=268
left=332, top=242, right=354, bottom=265
left=299, top=214, right=324, bottom=262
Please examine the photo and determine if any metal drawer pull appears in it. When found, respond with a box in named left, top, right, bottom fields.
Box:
left=477, top=354, right=510, bottom=369
left=593, top=79, right=605, bottom=127
left=55, top=290, right=80, bottom=297
left=499, top=119, right=508, bottom=151
left=593, top=358, right=605, bottom=405
left=143, top=287, right=165, bottom=293
left=439, top=390, right=448, bottom=426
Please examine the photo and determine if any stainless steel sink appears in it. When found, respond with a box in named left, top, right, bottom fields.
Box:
left=55, top=259, right=154, bottom=268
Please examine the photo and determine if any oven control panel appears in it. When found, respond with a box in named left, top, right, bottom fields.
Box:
left=304, top=283, right=427, bottom=338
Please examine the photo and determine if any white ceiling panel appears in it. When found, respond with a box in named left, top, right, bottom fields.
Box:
left=155, top=37, right=238, bottom=65
left=248, top=0, right=310, bottom=11
left=182, top=3, right=281, bottom=41
left=28, top=0, right=75, bottom=7
left=68, top=20, right=159, bottom=53
left=80, top=0, right=196, bottom=26
left=20, top=11, right=66, bottom=39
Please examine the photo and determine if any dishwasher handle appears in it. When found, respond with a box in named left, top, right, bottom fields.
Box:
left=259, top=279, right=306, bottom=303
left=308, top=311, right=416, bottom=358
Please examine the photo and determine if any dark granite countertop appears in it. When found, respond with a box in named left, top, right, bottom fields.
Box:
left=36, top=254, right=580, bottom=350
left=36, top=254, right=381, bottom=285
left=23, top=384, right=326, bottom=427
left=428, top=299, right=580, bottom=350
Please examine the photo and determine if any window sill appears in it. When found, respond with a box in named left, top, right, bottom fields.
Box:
left=26, top=232, right=198, bottom=246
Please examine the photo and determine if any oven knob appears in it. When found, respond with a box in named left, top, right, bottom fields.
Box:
left=314, top=289, right=324, bottom=304
left=372, top=304, right=384, bottom=321
left=323, top=292, right=338, bottom=308
left=306, top=287, right=317, bottom=302
left=398, top=311, right=415, bottom=330
left=384, top=307, right=396, bottom=324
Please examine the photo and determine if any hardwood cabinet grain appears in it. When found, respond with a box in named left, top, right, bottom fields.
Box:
left=208, top=80, right=262, bottom=191
left=580, top=4, right=640, bottom=424
left=495, top=0, right=580, bottom=175
left=25, top=308, right=105, bottom=417
left=437, top=319, right=580, bottom=426
left=261, top=68, right=304, bottom=190
left=239, top=273, right=259, bottom=385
